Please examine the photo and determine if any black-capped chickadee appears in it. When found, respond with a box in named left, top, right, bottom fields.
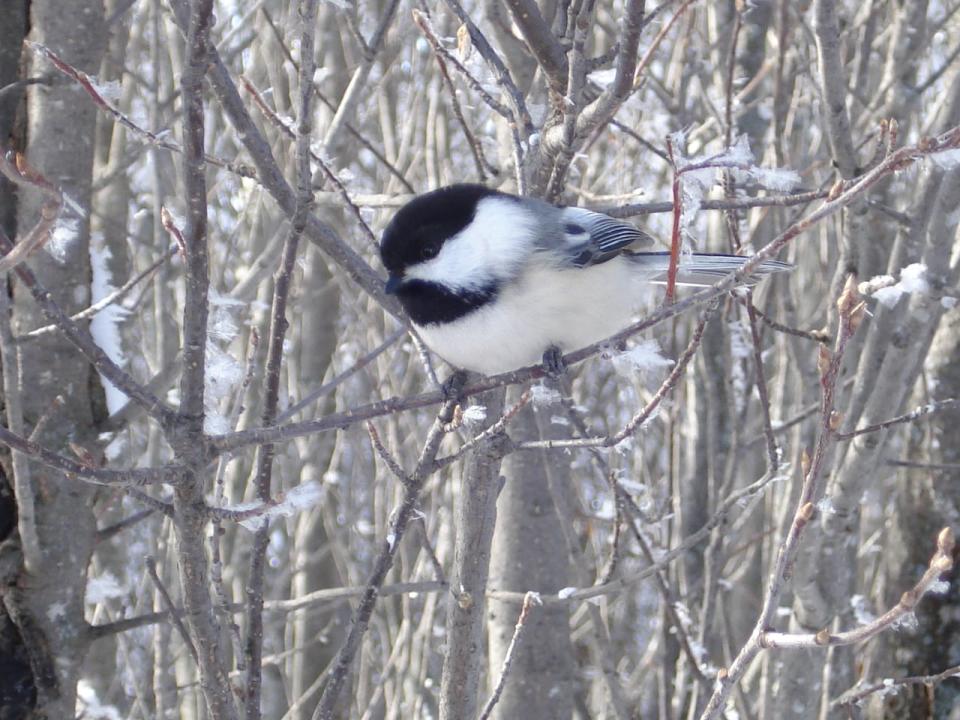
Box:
left=380, top=184, right=790, bottom=376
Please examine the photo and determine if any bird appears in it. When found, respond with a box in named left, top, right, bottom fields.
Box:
left=379, top=184, right=790, bottom=376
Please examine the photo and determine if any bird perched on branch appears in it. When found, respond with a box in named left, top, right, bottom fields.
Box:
left=380, top=184, right=789, bottom=376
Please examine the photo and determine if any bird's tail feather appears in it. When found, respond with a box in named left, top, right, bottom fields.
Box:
left=629, top=251, right=791, bottom=287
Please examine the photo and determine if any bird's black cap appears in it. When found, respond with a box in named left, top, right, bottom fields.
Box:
left=379, top=184, right=511, bottom=325
left=379, top=184, right=504, bottom=276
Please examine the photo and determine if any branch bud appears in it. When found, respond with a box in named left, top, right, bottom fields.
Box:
left=817, top=345, right=831, bottom=380
left=69, top=442, right=97, bottom=467
left=456, top=24, right=472, bottom=61
left=798, top=502, right=816, bottom=525
left=937, top=526, right=955, bottom=555
left=836, top=275, right=861, bottom=317
left=829, top=411, right=843, bottom=432
left=801, top=448, right=811, bottom=478
left=814, top=628, right=832, bottom=646
left=828, top=178, right=844, bottom=201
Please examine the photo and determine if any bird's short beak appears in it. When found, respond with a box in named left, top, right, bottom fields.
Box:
left=385, top=275, right=403, bottom=295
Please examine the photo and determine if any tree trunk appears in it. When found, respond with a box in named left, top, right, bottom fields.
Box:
left=487, top=396, right=575, bottom=719
left=4, top=1, right=107, bottom=717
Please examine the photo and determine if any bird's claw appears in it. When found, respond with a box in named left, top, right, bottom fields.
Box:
left=541, top=346, right=566, bottom=378
left=441, top=370, right=468, bottom=403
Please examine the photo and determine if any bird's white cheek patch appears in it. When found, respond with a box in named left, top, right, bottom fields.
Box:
left=404, top=197, right=535, bottom=291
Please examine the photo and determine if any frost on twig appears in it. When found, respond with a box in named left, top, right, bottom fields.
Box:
left=668, top=132, right=801, bottom=251
left=212, top=481, right=326, bottom=532
left=860, top=263, right=930, bottom=308
left=203, top=290, right=246, bottom=434
left=611, top=338, right=675, bottom=377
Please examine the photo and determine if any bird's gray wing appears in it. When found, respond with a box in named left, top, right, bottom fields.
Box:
left=556, top=207, right=656, bottom=268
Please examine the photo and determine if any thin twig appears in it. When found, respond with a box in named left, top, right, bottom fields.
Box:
left=515, top=301, right=717, bottom=450
left=244, top=3, right=318, bottom=716
left=145, top=556, right=198, bottom=665
left=698, top=277, right=866, bottom=719
left=367, top=421, right=409, bottom=481
left=257, top=7, right=414, bottom=193
left=745, top=299, right=780, bottom=470
left=761, top=527, right=953, bottom=650
left=441, top=0, right=534, bottom=134
left=427, top=36, right=498, bottom=181
left=601, top=188, right=829, bottom=218
left=0, top=424, right=179, bottom=485
left=885, top=459, right=960, bottom=471
left=736, top=297, right=830, bottom=343
left=311, top=397, right=461, bottom=719
left=276, top=329, right=404, bottom=422
left=431, top=390, right=531, bottom=470
left=477, top=592, right=542, bottom=720
left=412, top=11, right=515, bottom=121
left=95, top=509, right=157, bottom=543
left=26, top=42, right=257, bottom=180
left=488, top=469, right=787, bottom=606
left=835, top=398, right=959, bottom=441
left=833, top=662, right=960, bottom=710
left=19, top=246, right=176, bottom=340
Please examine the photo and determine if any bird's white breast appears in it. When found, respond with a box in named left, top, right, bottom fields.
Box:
left=414, top=256, right=656, bottom=375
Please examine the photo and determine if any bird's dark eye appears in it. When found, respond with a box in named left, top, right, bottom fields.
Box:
left=420, top=241, right=441, bottom=261
left=564, top=223, right=586, bottom=235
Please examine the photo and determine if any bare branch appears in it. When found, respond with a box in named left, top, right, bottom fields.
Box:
left=761, top=527, right=953, bottom=649
left=166, top=4, right=240, bottom=720
left=0, top=215, right=173, bottom=426
left=322, top=0, right=401, bottom=148
left=502, top=0, right=568, bottom=92
left=276, top=328, right=404, bottom=422
left=698, top=277, right=866, bottom=720
left=836, top=398, right=959, bottom=441
left=601, top=188, right=829, bottom=218
left=19, top=246, right=176, bottom=341
left=0, top=424, right=179, bottom=486
left=239, top=77, right=377, bottom=247
left=488, top=469, right=787, bottom=606
left=477, top=592, right=542, bottom=720
left=146, top=556, right=198, bottom=665
left=412, top=11, right=515, bottom=123
left=0, top=150, right=61, bottom=272
left=431, top=390, right=530, bottom=470
left=813, top=0, right=858, bottom=176
left=312, top=398, right=461, bottom=719
left=833, top=663, right=960, bottom=710
left=745, top=298, right=780, bottom=470
left=26, top=42, right=257, bottom=180
left=166, top=0, right=400, bottom=316
left=515, top=301, right=717, bottom=450
left=244, top=3, right=319, bottom=715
